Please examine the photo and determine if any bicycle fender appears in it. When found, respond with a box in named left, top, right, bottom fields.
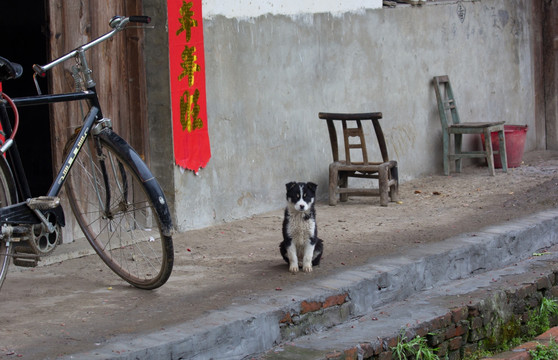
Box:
left=98, top=130, right=174, bottom=236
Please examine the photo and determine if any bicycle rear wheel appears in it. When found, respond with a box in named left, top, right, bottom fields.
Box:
left=0, top=156, right=17, bottom=291
left=64, top=131, right=173, bottom=289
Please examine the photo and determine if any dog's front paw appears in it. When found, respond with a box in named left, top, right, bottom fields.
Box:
left=302, top=265, right=313, bottom=273
left=289, top=265, right=299, bottom=273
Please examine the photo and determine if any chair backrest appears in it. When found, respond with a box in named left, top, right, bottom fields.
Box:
left=433, top=75, right=461, bottom=129
left=318, top=112, right=389, bottom=165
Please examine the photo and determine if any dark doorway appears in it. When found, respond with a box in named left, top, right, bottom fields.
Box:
left=0, top=3, right=52, bottom=196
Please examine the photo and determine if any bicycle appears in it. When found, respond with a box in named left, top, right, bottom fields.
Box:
left=0, top=15, right=174, bottom=291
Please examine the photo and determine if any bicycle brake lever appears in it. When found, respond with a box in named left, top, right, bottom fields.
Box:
left=110, top=15, right=150, bottom=30
left=33, top=73, right=43, bottom=95
left=109, top=16, right=125, bottom=29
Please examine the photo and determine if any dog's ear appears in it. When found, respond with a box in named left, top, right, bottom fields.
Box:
left=286, top=182, right=297, bottom=191
left=307, top=182, right=317, bottom=192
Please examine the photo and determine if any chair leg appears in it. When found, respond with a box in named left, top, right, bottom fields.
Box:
left=389, top=164, right=399, bottom=202
left=497, top=129, right=508, bottom=173
left=455, top=133, right=463, bottom=173
left=379, top=164, right=389, bottom=207
left=329, top=165, right=338, bottom=206
left=339, top=173, right=349, bottom=202
left=483, top=128, right=496, bottom=176
left=443, top=131, right=450, bottom=176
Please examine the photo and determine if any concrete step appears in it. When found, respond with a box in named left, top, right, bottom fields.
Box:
left=256, top=247, right=558, bottom=359
left=61, top=208, right=558, bottom=360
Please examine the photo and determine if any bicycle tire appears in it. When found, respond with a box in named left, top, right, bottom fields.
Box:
left=64, top=130, right=173, bottom=289
left=0, top=155, right=17, bottom=291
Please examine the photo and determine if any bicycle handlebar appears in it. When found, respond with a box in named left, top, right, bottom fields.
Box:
left=32, top=15, right=151, bottom=78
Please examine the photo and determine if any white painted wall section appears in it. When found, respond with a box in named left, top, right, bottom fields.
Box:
left=202, top=0, right=382, bottom=18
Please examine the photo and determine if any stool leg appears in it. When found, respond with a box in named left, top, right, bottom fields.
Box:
left=379, top=164, right=389, bottom=206
left=389, top=163, right=399, bottom=202
left=483, top=128, right=496, bottom=176
left=455, top=133, right=463, bottom=173
left=497, top=129, right=508, bottom=173
left=339, top=173, right=348, bottom=202
left=443, top=131, right=450, bottom=175
left=329, top=164, right=338, bottom=206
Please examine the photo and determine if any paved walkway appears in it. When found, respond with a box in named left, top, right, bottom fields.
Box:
left=1, top=152, right=558, bottom=359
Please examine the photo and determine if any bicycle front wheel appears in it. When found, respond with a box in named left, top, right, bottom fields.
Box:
left=64, top=132, right=173, bottom=289
left=0, top=156, right=17, bottom=291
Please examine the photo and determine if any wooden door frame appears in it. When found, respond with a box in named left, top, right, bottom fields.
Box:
left=543, top=0, right=558, bottom=150
left=535, top=0, right=558, bottom=150
left=46, top=0, right=148, bottom=168
left=45, top=0, right=150, bottom=242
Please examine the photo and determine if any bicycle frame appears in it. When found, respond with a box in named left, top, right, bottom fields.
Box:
left=0, top=16, right=136, bottom=226
left=13, top=91, right=101, bottom=196
left=0, top=88, right=102, bottom=226
left=0, top=84, right=173, bottom=236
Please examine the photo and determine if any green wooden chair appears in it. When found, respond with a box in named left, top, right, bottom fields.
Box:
left=433, top=75, right=508, bottom=176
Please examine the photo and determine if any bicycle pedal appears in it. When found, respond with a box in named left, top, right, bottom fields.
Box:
left=14, top=246, right=38, bottom=255
left=27, top=196, right=60, bottom=210
left=13, top=257, right=38, bottom=268
left=12, top=246, right=40, bottom=268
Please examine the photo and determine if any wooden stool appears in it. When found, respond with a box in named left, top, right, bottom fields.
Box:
left=319, top=112, right=399, bottom=206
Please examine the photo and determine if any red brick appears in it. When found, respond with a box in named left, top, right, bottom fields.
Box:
left=384, top=336, right=399, bottom=349
left=344, top=347, right=358, bottom=359
left=300, top=300, right=323, bottom=314
left=536, top=326, right=558, bottom=341
left=515, top=340, right=542, bottom=352
left=445, top=325, right=466, bottom=339
left=537, top=276, right=552, bottom=291
left=451, top=307, right=467, bottom=323
left=378, top=350, right=393, bottom=360
left=415, top=326, right=429, bottom=338
left=279, top=312, right=292, bottom=324
left=442, top=312, right=453, bottom=327
left=428, top=331, right=445, bottom=347
left=436, top=341, right=449, bottom=357
left=546, top=287, right=558, bottom=299
left=325, top=350, right=342, bottom=359
left=359, top=342, right=379, bottom=357
left=528, top=283, right=539, bottom=293
left=483, top=350, right=530, bottom=360
left=448, top=336, right=462, bottom=351
left=323, top=293, right=348, bottom=309
left=428, top=315, right=444, bottom=330
left=448, top=336, right=463, bottom=350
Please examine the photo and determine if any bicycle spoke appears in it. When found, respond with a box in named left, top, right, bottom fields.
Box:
left=65, top=134, right=172, bottom=289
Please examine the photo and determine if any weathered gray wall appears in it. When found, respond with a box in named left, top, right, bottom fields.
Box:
left=149, top=1, right=540, bottom=232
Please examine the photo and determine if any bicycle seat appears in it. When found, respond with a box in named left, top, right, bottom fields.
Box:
left=0, top=56, right=23, bottom=82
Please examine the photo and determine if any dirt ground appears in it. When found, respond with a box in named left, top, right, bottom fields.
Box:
left=1, top=150, right=558, bottom=359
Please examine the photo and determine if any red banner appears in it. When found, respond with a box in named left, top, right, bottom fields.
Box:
left=167, top=0, right=211, bottom=172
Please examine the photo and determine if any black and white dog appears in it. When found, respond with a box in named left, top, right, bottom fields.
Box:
left=279, top=182, right=323, bottom=273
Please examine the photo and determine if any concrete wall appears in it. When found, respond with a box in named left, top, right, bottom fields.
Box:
left=146, top=0, right=541, bottom=232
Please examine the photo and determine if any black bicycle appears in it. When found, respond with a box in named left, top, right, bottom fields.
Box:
left=0, top=15, right=173, bottom=290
